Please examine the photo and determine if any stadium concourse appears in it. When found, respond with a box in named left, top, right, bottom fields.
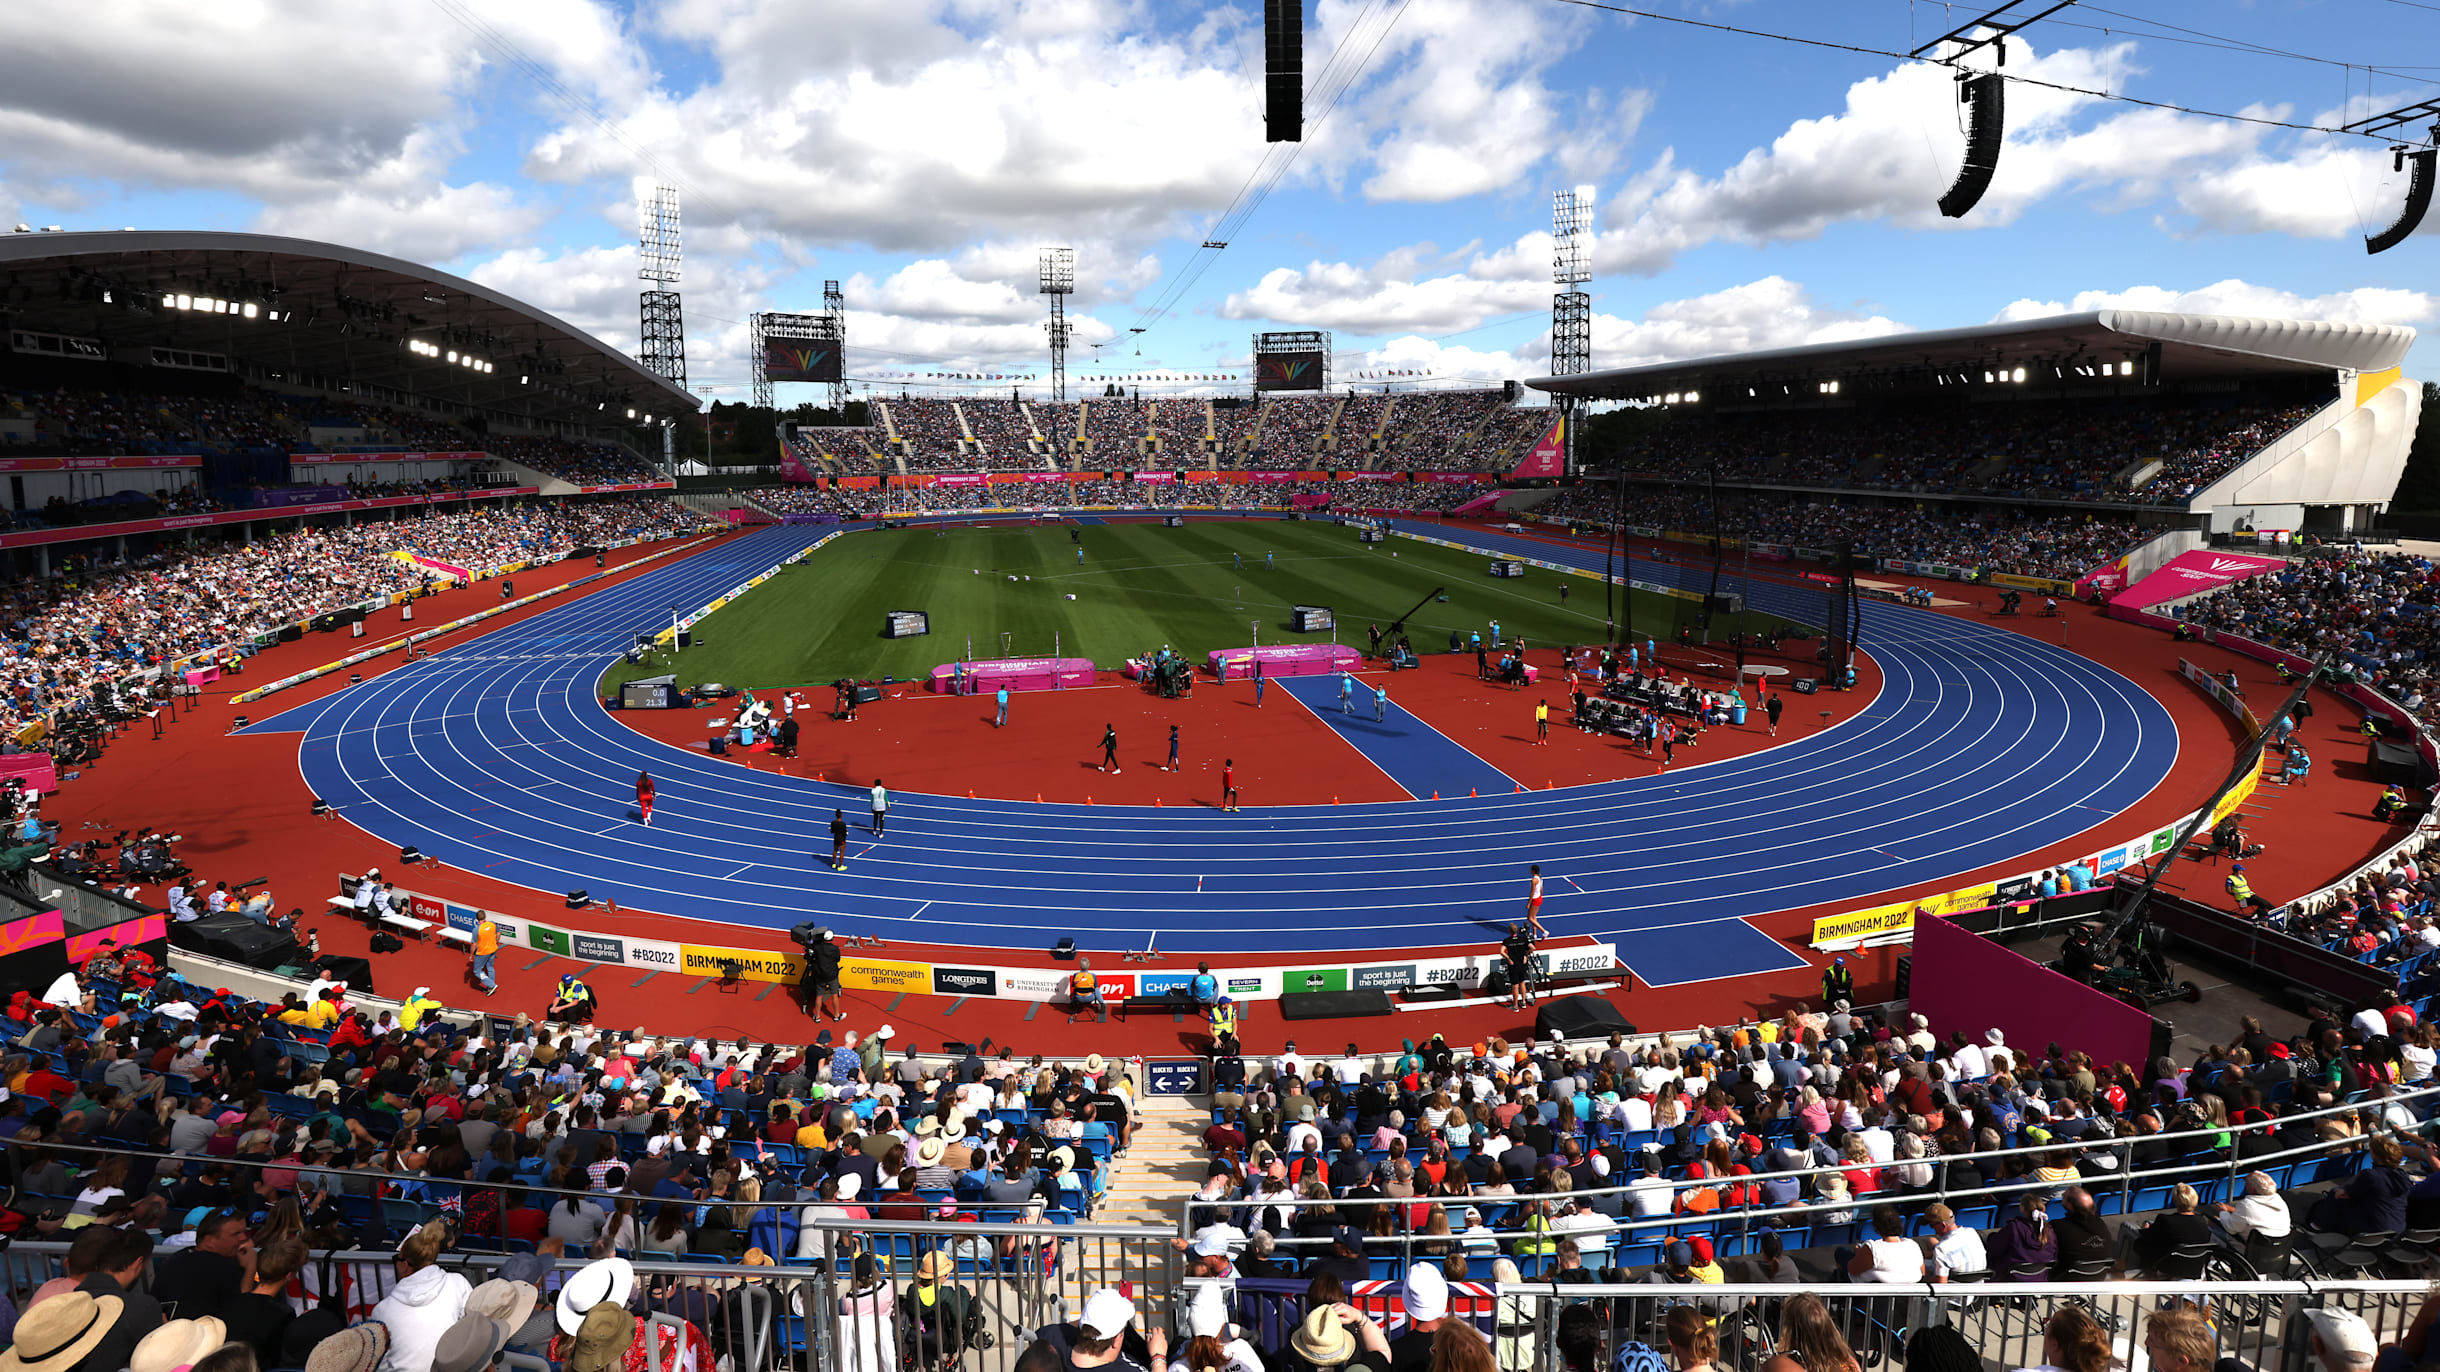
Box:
left=25, top=509, right=2406, bottom=1058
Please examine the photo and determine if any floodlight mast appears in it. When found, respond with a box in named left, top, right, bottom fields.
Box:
left=638, top=184, right=686, bottom=393
left=1551, top=185, right=1595, bottom=478
left=1040, top=248, right=1076, bottom=403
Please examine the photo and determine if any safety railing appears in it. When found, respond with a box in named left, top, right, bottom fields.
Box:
left=1208, top=1276, right=2440, bottom=1372
left=1180, top=1079, right=2440, bottom=1259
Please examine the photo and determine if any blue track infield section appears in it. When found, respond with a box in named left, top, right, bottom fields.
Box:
left=1276, top=675, right=1519, bottom=801
left=249, top=518, right=2183, bottom=963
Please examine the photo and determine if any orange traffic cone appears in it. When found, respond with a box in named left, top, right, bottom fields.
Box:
left=1087, top=796, right=1095, bottom=805
left=1546, top=780, right=1554, bottom=789
left=968, top=789, right=976, bottom=798
left=1431, top=790, right=1440, bottom=800
left=1036, top=793, right=1044, bottom=803
left=1514, top=783, right=1523, bottom=793
left=1333, top=796, right=1340, bottom=805
left=1155, top=797, right=1163, bottom=806
left=1469, top=788, right=1478, bottom=797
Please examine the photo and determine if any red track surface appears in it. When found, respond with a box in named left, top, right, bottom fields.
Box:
left=38, top=520, right=2413, bottom=1059
left=611, top=645, right=1879, bottom=806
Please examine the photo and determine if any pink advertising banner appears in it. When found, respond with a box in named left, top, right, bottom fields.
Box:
left=1343, top=471, right=1399, bottom=481
left=779, top=450, right=819, bottom=483
left=1246, top=471, right=1316, bottom=484
left=934, top=474, right=987, bottom=487
left=2112, top=549, right=2285, bottom=610
left=0, top=454, right=202, bottom=473
left=0, top=486, right=538, bottom=551
left=1021, top=472, right=1067, bottom=483
left=291, top=451, right=486, bottom=464
left=1511, top=415, right=1564, bottom=479
left=1423, top=473, right=1489, bottom=483
left=2076, top=557, right=2132, bottom=599
left=1132, top=471, right=1177, bottom=484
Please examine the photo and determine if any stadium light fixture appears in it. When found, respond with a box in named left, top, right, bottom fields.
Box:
left=242, top=303, right=258, bottom=319
left=2012, top=366, right=2027, bottom=383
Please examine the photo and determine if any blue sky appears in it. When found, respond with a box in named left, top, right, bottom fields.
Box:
left=0, top=0, right=2433, bottom=407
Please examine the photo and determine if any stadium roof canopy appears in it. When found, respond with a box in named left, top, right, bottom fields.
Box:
left=1528, top=311, right=2417, bottom=402
left=0, top=229, right=693, bottom=422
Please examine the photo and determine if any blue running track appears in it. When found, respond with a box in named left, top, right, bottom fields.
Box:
left=1275, top=675, right=1519, bottom=800
left=246, top=519, right=2179, bottom=986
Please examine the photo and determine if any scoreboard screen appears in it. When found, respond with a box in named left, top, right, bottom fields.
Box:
left=885, top=611, right=930, bottom=638
left=1291, top=605, right=1335, bottom=632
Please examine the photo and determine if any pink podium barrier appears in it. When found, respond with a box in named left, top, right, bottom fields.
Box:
left=1208, top=644, right=1362, bottom=680
left=0, top=753, right=58, bottom=794
left=181, top=665, right=221, bottom=688
left=929, top=657, right=1096, bottom=693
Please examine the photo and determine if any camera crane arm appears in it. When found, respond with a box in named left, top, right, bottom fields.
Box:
left=1384, top=586, right=1448, bottom=640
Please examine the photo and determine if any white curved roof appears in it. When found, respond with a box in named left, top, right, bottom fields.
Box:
left=2096, top=310, right=2415, bottom=374
left=1531, top=309, right=2416, bottom=397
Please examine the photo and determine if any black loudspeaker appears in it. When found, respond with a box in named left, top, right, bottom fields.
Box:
left=1502, top=380, right=1520, bottom=403
left=1893, top=954, right=1913, bottom=1001
left=1537, top=995, right=1634, bottom=1042
left=1938, top=72, right=2005, bottom=219
left=1278, top=988, right=1394, bottom=1020
left=1791, top=678, right=1819, bottom=695
left=1264, top=0, right=1302, bottom=142
left=2369, top=142, right=2437, bottom=255
left=169, top=912, right=299, bottom=971
left=1480, top=965, right=1510, bottom=997
left=313, top=954, right=375, bottom=993
left=2370, top=738, right=2430, bottom=785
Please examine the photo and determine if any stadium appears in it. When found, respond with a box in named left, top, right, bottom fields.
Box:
left=2, top=9, right=2440, bottom=1372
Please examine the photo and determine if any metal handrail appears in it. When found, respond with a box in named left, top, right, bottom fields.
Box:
left=1178, top=1078, right=2439, bottom=1244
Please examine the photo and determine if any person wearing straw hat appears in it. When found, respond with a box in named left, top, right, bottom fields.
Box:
left=901, top=1251, right=980, bottom=1370
left=0, top=1291, right=126, bottom=1372
left=302, top=1325, right=388, bottom=1372
left=1287, top=1303, right=1390, bottom=1372
left=431, top=1312, right=512, bottom=1372
left=128, top=1318, right=227, bottom=1372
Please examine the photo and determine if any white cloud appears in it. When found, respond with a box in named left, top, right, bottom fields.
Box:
left=1219, top=242, right=1549, bottom=334
left=1593, top=276, right=1908, bottom=369
left=1993, top=280, right=2438, bottom=329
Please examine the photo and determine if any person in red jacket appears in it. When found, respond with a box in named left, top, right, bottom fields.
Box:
left=636, top=771, right=655, bottom=826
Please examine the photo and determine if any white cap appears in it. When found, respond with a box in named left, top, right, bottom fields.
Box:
left=1187, top=1285, right=1229, bottom=1339
left=1401, top=1262, right=1449, bottom=1322
left=835, top=1173, right=862, bottom=1200
left=1080, top=1289, right=1135, bottom=1339
left=2306, top=1311, right=2377, bottom=1370
left=876, top=1024, right=895, bottom=1040
left=412, top=987, right=430, bottom=998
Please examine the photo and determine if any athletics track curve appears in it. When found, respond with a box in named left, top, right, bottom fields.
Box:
left=248, top=520, right=2178, bottom=986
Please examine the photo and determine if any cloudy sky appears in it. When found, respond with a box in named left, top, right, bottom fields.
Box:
left=0, top=0, right=2433, bottom=406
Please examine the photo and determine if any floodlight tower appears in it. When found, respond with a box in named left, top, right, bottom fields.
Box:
left=1551, top=185, right=1594, bottom=475
left=821, top=279, right=847, bottom=411
left=1551, top=186, right=1593, bottom=379
left=638, top=184, right=686, bottom=390
left=1040, top=247, right=1075, bottom=403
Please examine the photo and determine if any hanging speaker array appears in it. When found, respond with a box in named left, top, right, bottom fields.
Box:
left=1265, top=0, right=1303, bottom=142
left=2366, top=131, right=2437, bottom=256
left=1939, top=72, right=2007, bottom=220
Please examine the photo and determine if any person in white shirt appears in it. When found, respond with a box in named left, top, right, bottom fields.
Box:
left=1285, top=1119, right=1322, bottom=1157
left=1924, top=1202, right=1988, bottom=1281
left=1273, top=1044, right=1305, bottom=1084
left=1619, top=1093, right=1655, bottom=1132
left=2352, top=1005, right=2392, bottom=1041
left=2402, top=1029, right=2436, bottom=1084
left=1950, top=1034, right=1989, bottom=1083
left=1333, top=1046, right=1367, bottom=1086
left=1904, top=1013, right=1937, bottom=1056
left=1626, top=1152, right=1676, bottom=1217
left=1857, top=1119, right=1896, bottom=1165
left=1845, top=1206, right=1926, bottom=1283
left=2215, top=1171, right=2292, bottom=1239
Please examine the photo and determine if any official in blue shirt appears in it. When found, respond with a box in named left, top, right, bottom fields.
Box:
left=1190, top=961, right=1219, bottom=1005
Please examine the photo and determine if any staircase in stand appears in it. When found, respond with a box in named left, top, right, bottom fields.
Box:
left=1092, top=1093, right=1203, bottom=1231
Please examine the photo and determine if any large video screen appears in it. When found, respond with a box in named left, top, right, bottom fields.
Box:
left=1255, top=350, right=1325, bottom=392
left=764, top=341, right=842, bottom=383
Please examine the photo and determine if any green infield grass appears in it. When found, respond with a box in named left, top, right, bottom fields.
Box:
left=601, top=520, right=1797, bottom=691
